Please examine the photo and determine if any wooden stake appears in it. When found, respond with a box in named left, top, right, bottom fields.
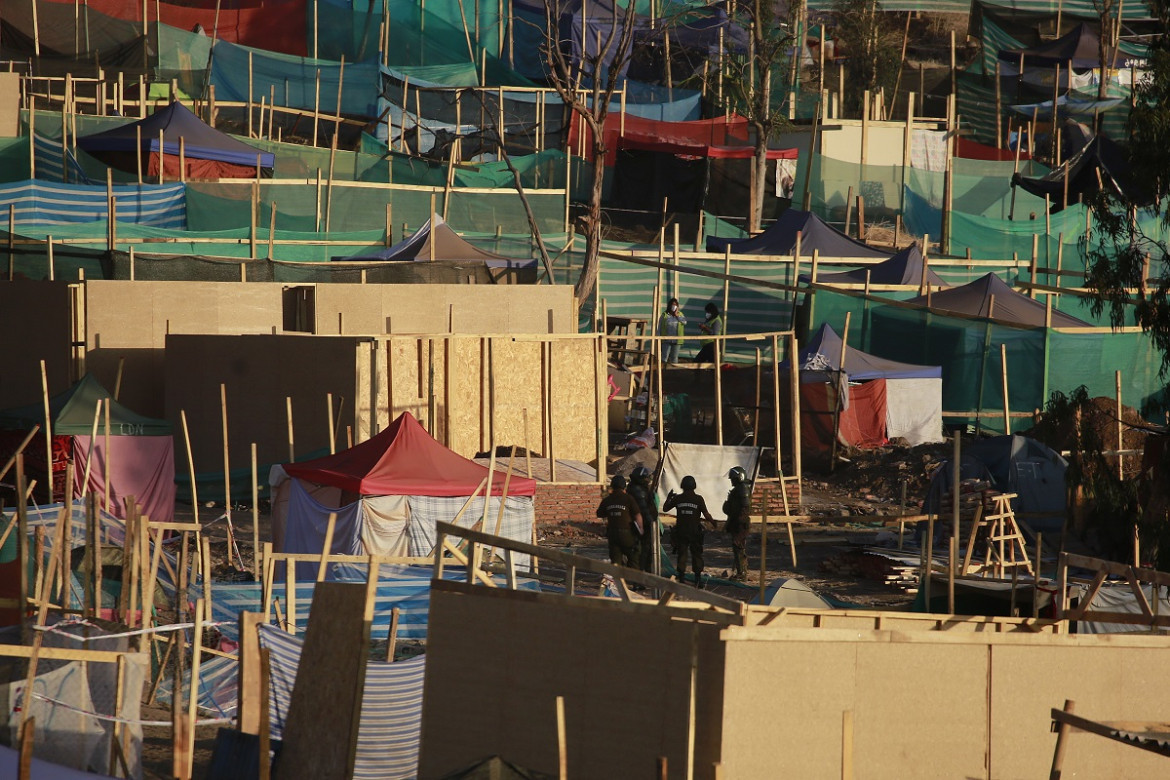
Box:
left=556, top=695, right=568, bottom=780
left=385, top=606, right=400, bottom=662
left=251, top=443, right=260, bottom=581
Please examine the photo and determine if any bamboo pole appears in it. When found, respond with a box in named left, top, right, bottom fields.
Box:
left=1000, top=344, right=1011, bottom=434
left=40, top=360, right=53, bottom=504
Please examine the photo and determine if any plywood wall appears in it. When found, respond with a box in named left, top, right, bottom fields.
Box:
left=0, top=281, right=75, bottom=409
left=419, top=586, right=726, bottom=779
left=312, top=284, right=577, bottom=336
left=373, top=335, right=600, bottom=465
left=719, top=627, right=1170, bottom=779
left=164, top=334, right=363, bottom=477
left=86, top=281, right=284, bottom=417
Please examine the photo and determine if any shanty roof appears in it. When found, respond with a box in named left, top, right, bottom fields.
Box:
left=283, top=411, right=537, bottom=497
left=905, top=273, right=1090, bottom=327
left=337, top=215, right=536, bottom=269
left=785, top=323, right=942, bottom=380
left=799, top=243, right=948, bottom=288
left=78, top=101, right=276, bottom=168
left=706, top=209, right=888, bottom=258
left=0, top=374, right=172, bottom=436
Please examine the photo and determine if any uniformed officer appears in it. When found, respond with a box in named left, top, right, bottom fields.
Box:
left=627, top=465, right=659, bottom=573
left=662, top=475, right=717, bottom=588
left=722, top=466, right=752, bottom=580
left=595, top=475, right=642, bottom=568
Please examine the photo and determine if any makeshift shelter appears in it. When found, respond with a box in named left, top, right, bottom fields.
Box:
left=799, top=243, right=948, bottom=289
left=334, top=215, right=538, bottom=284
left=0, top=375, right=175, bottom=522
left=997, top=22, right=1141, bottom=71
left=270, top=412, right=536, bottom=567
left=77, top=101, right=275, bottom=180
left=924, top=434, right=1067, bottom=532
left=784, top=323, right=944, bottom=450
left=607, top=115, right=799, bottom=217
left=1011, top=134, right=1145, bottom=211
left=902, top=273, right=1090, bottom=328
left=706, top=209, right=888, bottom=257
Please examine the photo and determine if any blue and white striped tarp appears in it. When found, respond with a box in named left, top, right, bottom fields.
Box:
left=259, top=623, right=424, bottom=780
left=206, top=563, right=534, bottom=642
left=32, top=132, right=92, bottom=184
left=0, top=178, right=187, bottom=229
left=154, top=654, right=240, bottom=720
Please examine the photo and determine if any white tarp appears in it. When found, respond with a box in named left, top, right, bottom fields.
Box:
left=885, top=378, right=944, bottom=446
left=1078, top=583, right=1170, bottom=634
left=655, top=442, right=762, bottom=520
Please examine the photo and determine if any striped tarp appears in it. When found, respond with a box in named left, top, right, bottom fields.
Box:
left=259, top=623, right=425, bottom=780
left=0, top=178, right=187, bottom=229
left=32, top=132, right=92, bottom=185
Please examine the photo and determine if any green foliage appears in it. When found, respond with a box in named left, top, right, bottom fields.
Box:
left=830, top=0, right=901, bottom=115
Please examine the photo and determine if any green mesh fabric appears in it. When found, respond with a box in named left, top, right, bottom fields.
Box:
left=809, top=287, right=1166, bottom=429
left=0, top=138, right=31, bottom=183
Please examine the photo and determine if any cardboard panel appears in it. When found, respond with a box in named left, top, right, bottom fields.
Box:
left=420, top=587, right=725, bottom=780
left=0, top=281, right=73, bottom=409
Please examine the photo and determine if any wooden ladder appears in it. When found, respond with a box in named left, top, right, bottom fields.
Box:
left=962, top=492, right=1033, bottom=578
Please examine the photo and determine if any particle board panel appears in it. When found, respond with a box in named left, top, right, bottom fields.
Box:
left=419, top=586, right=726, bottom=780
left=164, top=334, right=361, bottom=475
left=313, top=285, right=384, bottom=335
left=721, top=636, right=990, bottom=779
left=550, top=339, right=597, bottom=464
left=487, top=339, right=545, bottom=457
left=989, top=642, right=1170, bottom=779
left=277, top=582, right=370, bottom=780
left=0, top=281, right=73, bottom=409
left=0, top=74, right=18, bottom=137
left=385, top=337, right=427, bottom=428
left=443, top=337, right=485, bottom=457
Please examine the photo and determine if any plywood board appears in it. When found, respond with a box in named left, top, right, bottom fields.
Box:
left=277, top=582, right=370, bottom=780
left=989, top=643, right=1170, bottom=778
left=0, top=74, right=18, bottom=137
left=419, top=587, right=725, bottom=780
left=0, top=281, right=74, bottom=409
left=310, top=284, right=577, bottom=336
left=164, top=334, right=361, bottom=474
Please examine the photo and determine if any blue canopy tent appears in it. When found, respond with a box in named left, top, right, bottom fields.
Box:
left=784, top=323, right=944, bottom=448
left=798, top=243, right=948, bottom=289
left=77, top=101, right=275, bottom=180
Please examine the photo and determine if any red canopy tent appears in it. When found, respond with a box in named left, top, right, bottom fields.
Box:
left=283, top=411, right=536, bottom=497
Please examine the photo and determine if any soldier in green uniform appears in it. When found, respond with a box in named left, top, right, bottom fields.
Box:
left=595, top=475, right=642, bottom=568
left=722, top=466, right=752, bottom=580
left=662, top=475, right=717, bottom=588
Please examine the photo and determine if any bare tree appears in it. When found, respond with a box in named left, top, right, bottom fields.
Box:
left=541, top=0, right=638, bottom=303
left=718, top=0, right=793, bottom=233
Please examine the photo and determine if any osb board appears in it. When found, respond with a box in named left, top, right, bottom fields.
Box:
left=378, top=336, right=598, bottom=463
left=278, top=582, right=370, bottom=780
left=164, top=334, right=361, bottom=475
left=719, top=637, right=989, bottom=779
left=312, top=284, right=577, bottom=336
left=419, top=587, right=725, bottom=779
left=753, top=610, right=1058, bottom=635
left=0, top=74, right=19, bottom=137
left=989, top=642, right=1170, bottom=778
left=0, top=281, right=74, bottom=409
left=86, top=281, right=284, bottom=416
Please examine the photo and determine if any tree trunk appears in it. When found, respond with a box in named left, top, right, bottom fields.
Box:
left=573, top=145, right=607, bottom=303
left=749, top=64, right=773, bottom=233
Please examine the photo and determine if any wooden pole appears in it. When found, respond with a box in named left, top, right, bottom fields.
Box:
left=180, top=410, right=199, bottom=530
left=251, top=442, right=260, bottom=580
left=556, top=695, right=568, bottom=780
left=286, top=396, right=295, bottom=461
left=1001, top=344, right=1011, bottom=435
left=1115, top=370, right=1124, bottom=480
left=40, top=360, right=53, bottom=504
left=829, top=312, right=851, bottom=471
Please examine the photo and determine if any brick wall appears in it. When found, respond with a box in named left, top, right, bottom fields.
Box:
left=754, top=480, right=802, bottom=514
left=536, top=482, right=604, bottom=527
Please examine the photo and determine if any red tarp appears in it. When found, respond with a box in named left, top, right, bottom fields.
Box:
left=956, top=137, right=1030, bottom=162
left=147, top=151, right=259, bottom=180
left=42, top=0, right=308, bottom=56
left=799, top=379, right=888, bottom=452
left=283, top=411, right=537, bottom=497
left=569, top=113, right=799, bottom=166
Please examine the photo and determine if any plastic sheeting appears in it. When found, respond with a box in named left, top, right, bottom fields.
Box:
left=0, top=180, right=186, bottom=229
left=258, top=623, right=424, bottom=779
left=72, top=434, right=177, bottom=524
left=655, top=441, right=761, bottom=517
left=800, top=379, right=888, bottom=451
left=1078, top=583, right=1170, bottom=634
left=884, top=378, right=944, bottom=446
